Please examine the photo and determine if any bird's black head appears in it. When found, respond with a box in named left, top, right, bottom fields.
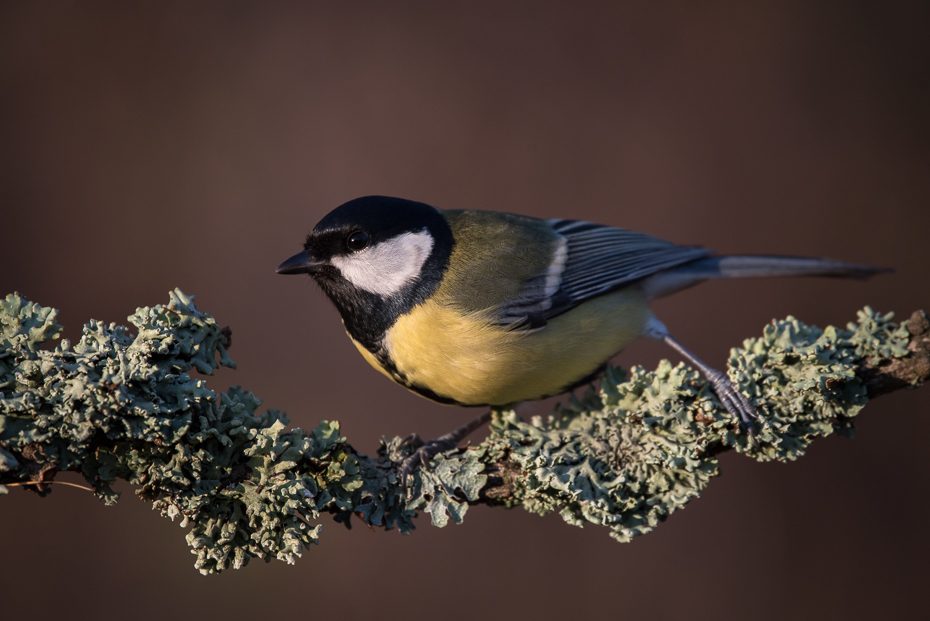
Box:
left=277, top=196, right=454, bottom=348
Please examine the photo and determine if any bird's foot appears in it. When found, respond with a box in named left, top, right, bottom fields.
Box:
left=400, top=432, right=463, bottom=488
left=659, top=333, right=762, bottom=447
left=399, top=410, right=494, bottom=489
left=705, top=369, right=761, bottom=448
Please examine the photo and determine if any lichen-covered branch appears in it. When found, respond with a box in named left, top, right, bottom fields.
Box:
left=1, top=290, right=926, bottom=574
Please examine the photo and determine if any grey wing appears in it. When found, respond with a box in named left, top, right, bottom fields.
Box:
left=499, top=219, right=711, bottom=329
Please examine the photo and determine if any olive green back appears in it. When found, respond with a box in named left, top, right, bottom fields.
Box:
left=438, top=210, right=560, bottom=313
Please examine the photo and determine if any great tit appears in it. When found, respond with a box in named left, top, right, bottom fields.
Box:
left=277, top=195, right=884, bottom=472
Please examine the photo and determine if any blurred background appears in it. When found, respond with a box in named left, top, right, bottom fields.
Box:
left=1, top=2, right=928, bottom=619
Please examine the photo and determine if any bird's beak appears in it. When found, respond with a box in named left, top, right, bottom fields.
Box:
left=276, top=250, right=325, bottom=275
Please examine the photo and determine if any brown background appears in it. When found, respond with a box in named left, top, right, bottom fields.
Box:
left=1, top=2, right=928, bottom=620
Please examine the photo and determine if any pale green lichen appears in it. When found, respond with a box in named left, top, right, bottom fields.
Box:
left=0, top=290, right=359, bottom=573
left=0, top=291, right=917, bottom=572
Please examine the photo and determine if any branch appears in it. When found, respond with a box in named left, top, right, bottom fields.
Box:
left=0, top=291, right=926, bottom=573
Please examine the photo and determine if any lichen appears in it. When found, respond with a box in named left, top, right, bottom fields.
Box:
left=0, top=290, right=918, bottom=572
left=0, top=291, right=355, bottom=573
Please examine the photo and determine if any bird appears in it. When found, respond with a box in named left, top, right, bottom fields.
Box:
left=277, top=195, right=886, bottom=481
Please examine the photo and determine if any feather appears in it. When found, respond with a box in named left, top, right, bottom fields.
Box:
left=500, top=219, right=710, bottom=327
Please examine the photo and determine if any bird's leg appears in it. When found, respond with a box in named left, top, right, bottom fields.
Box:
left=401, top=410, right=493, bottom=488
left=645, top=319, right=760, bottom=446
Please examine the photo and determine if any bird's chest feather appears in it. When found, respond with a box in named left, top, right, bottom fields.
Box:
left=349, top=287, right=653, bottom=406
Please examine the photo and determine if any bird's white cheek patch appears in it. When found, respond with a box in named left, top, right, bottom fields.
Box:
left=330, top=230, right=434, bottom=297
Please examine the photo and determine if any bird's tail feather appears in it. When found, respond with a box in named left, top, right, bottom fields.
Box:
left=641, top=255, right=890, bottom=300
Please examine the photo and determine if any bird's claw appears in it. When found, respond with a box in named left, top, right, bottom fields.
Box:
left=706, top=370, right=761, bottom=448
left=398, top=411, right=493, bottom=491
left=400, top=437, right=460, bottom=489
left=401, top=433, right=425, bottom=449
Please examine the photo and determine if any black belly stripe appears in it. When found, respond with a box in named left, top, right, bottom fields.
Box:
left=370, top=346, right=471, bottom=407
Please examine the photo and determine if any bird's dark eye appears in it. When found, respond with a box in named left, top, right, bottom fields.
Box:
left=346, top=230, right=370, bottom=251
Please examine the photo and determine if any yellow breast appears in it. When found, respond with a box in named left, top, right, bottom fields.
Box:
left=350, top=286, right=652, bottom=406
